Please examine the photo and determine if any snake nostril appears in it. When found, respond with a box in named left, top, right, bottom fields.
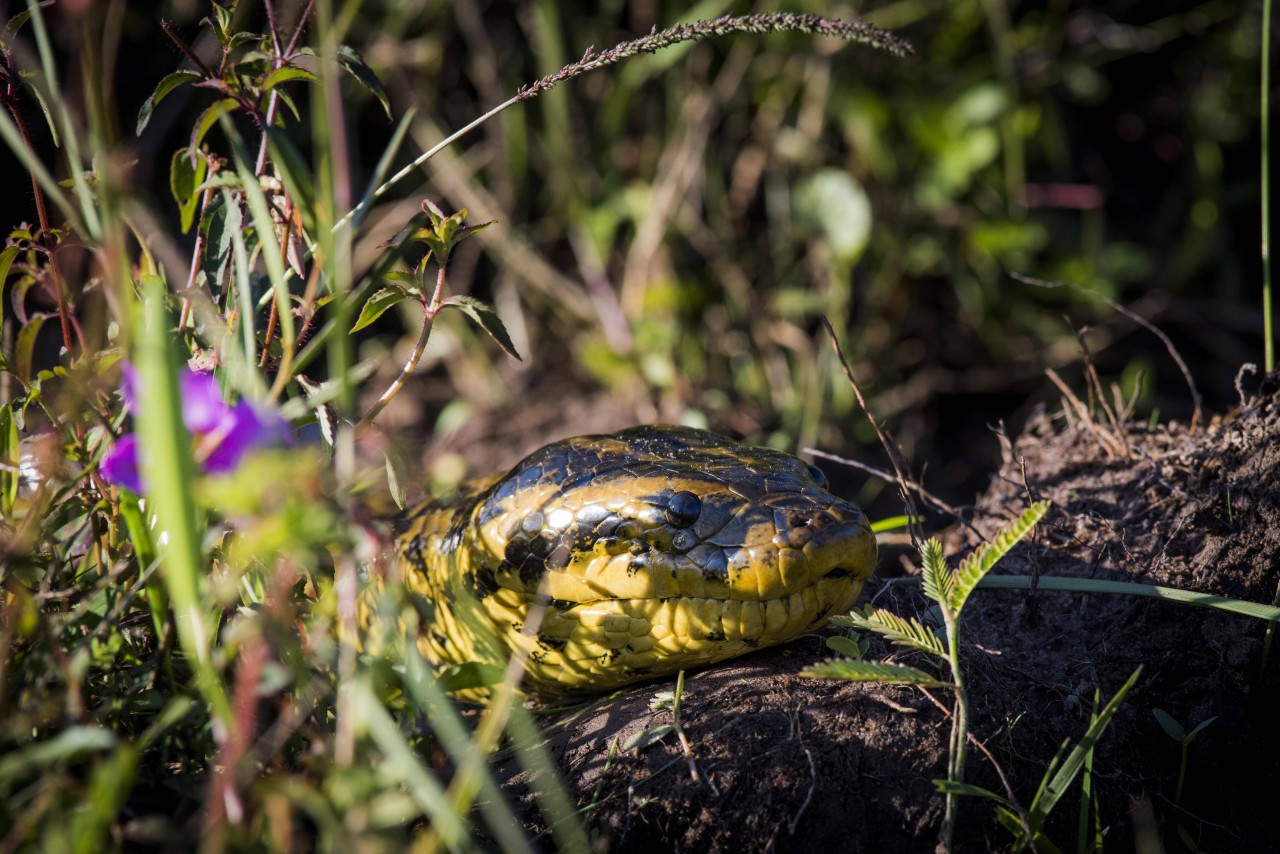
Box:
left=823, top=567, right=851, bottom=580
left=790, top=515, right=811, bottom=528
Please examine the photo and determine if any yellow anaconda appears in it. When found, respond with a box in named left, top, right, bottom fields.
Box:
left=388, top=425, right=877, bottom=696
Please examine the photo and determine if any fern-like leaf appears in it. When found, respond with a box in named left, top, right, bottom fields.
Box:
left=949, top=501, right=1050, bottom=617
left=801, top=658, right=951, bottom=687
left=842, top=606, right=948, bottom=658
left=920, top=538, right=954, bottom=610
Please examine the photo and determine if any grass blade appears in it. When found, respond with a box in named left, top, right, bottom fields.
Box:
left=1026, top=667, right=1142, bottom=834
left=974, top=576, right=1280, bottom=622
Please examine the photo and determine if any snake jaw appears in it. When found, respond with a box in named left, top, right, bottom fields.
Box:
left=392, top=426, right=879, bottom=696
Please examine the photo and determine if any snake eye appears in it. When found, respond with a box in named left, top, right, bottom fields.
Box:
left=806, top=464, right=828, bottom=489
left=665, top=491, right=702, bottom=527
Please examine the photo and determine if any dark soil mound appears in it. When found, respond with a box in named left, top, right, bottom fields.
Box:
left=499, top=369, right=1280, bottom=852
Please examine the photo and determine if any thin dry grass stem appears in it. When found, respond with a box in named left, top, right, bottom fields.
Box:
left=804, top=448, right=982, bottom=539
left=1072, top=325, right=1129, bottom=455
left=1013, top=272, right=1203, bottom=431
left=1044, top=367, right=1127, bottom=459
left=516, top=13, right=913, bottom=103
left=820, top=317, right=924, bottom=549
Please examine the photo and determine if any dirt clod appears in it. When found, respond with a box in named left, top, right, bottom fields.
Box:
left=500, top=373, right=1280, bottom=852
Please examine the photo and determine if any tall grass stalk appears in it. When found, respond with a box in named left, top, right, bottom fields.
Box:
left=134, top=276, right=232, bottom=733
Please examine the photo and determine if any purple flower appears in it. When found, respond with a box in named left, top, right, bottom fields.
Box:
left=101, top=363, right=291, bottom=493
left=101, top=434, right=142, bottom=493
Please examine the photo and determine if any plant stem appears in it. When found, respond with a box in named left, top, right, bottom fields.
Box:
left=939, top=603, right=968, bottom=852
left=359, top=261, right=446, bottom=424
left=1263, top=0, right=1274, bottom=371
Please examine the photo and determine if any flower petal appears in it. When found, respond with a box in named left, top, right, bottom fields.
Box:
left=181, top=370, right=232, bottom=434
left=101, top=434, right=143, bottom=493
left=202, top=400, right=291, bottom=474
left=119, top=362, right=141, bottom=414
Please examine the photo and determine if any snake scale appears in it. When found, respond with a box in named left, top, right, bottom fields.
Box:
left=385, top=425, right=877, bottom=696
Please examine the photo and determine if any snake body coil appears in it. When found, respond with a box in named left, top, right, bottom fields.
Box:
left=390, top=425, right=877, bottom=695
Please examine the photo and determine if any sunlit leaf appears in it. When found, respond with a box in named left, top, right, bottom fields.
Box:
left=950, top=501, right=1049, bottom=616
left=835, top=606, right=946, bottom=658
left=801, top=659, right=949, bottom=687
left=623, top=724, right=674, bottom=751
left=351, top=285, right=414, bottom=333
left=0, top=405, right=19, bottom=514
left=438, top=295, right=521, bottom=361
left=261, top=65, right=319, bottom=92
left=189, top=98, right=239, bottom=155
left=825, top=634, right=866, bottom=660
left=920, top=538, right=953, bottom=611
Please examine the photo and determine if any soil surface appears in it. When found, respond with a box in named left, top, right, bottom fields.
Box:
left=495, top=368, right=1280, bottom=852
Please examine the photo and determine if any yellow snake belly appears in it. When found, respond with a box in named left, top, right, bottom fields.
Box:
left=388, top=425, right=877, bottom=696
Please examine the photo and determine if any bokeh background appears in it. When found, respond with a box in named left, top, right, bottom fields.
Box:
left=2, top=0, right=1268, bottom=516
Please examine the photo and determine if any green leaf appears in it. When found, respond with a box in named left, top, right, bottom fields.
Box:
left=1184, top=715, right=1218, bottom=743
left=800, top=659, right=950, bottom=687
left=351, top=285, right=414, bottom=333
left=270, top=85, right=301, bottom=123
left=933, top=779, right=1019, bottom=812
left=0, top=727, right=117, bottom=792
left=190, top=97, right=240, bottom=154
left=869, top=514, right=915, bottom=533
left=435, top=661, right=505, bottom=693
left=1151, top=708, right=1185, bottom=742
left=22, top=77, right=61, bottom=148
left=1024, top=666, right=1142, bottom=838
left=920, top=538, right=953, bottom=610
left=438, top=295, right=521, bottom=361
left=0, top=244, right=19, bottom=321
left=205, top=3, right=233, bottom=46
left=350, top=681, right=465, bottom=848
left=384, top=453, right=406, bottom=510
left=825, top=634, right=865, bottom=660
left=336, top=44, right=391, bottom=119
left=794, top=168, right=873, bottom=264
left=1, top=9, right=36, bottom=49
left=170, top=148, right=208, bottom=234
left=382, top=270, right=418, bottom=288
left=260, top=65, right=319, bottom=92
left=69, top=745, right=137, bottom=854
left=623, top=724, right=674, bottom=751
left=199, top=190, right=242, bottom=294
left=136, top=70, right=201, bottom=135
left=836, top=606, right=947, bottom=658
left=950, top=501, right=1049, bottom=616
left=15, top=313, right=48, bottom=382
left=0, top=405, right=19, bottom=515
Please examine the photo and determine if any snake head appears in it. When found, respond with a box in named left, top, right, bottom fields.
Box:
left=450, top=425, right=877, bottom=694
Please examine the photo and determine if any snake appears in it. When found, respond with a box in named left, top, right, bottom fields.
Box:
left=385, top=425, right=877, bottom=697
